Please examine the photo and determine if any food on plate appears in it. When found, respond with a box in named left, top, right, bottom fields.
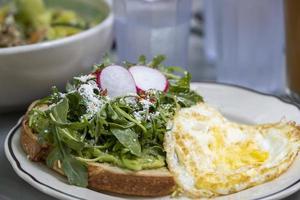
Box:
left=0, top=0, right=104, bottom=47
left=98, top=65, right=137, bottom=98
left=20, top=55, right=300, bottom=198
left=129, top=65, right=169, bottom=92
left=21, top=56, right=203, bottom=196
left=164, top=103, right=300, bottom=198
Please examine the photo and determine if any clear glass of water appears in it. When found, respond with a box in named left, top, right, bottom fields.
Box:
left=203, top=0, right=218, bottom=63
left=113, top=0, right=192, bottom=68
left=204, top=0, right=285, bottom=94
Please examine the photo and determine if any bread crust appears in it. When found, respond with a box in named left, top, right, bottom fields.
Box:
left=21, top=101, right=50, bottom=161
left=20, top=101, right=175, bottom=197
left=88, top=163, right=175, bottom=196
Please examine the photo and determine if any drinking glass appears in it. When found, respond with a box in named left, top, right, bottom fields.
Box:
left=285, top=0, right=300, bottom=100
left=113, top=0, right=192, bottom=68
left=204, top=0, right=286, bottom=94
left=203, top=0, right=218, bottom=63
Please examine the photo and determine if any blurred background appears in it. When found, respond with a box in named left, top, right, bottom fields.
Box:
left=113, top=0, right=286, bottom=94
left=0, top=0, right=297, bottom=111
left=113, top=0, right=299, bottom=105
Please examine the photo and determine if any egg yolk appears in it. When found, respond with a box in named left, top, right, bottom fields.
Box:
left=210, top=127, right=269, bottom=170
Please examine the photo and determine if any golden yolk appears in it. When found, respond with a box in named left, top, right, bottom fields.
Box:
left=210, top=126, right=269, bottom=170
left=196, top=173, right=251, bottom=190
left=193, top=127, right=269, bottom=191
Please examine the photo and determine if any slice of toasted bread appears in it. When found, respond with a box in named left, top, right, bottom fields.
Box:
left=20, top=102, right=175, bottom=197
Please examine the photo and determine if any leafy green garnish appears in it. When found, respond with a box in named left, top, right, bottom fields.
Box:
left=138, top=55, right=146, bottom=65
left=62, top=154, right=87, bottom=187
left=149, top=55, right=166, bottom=68
left=28, top=55, right=203, bottom=188
left=45, top=99, right=88, bottom=186
left=50, top=97, right=68, bottom=123
left=111, top=128, right=141, bottom=156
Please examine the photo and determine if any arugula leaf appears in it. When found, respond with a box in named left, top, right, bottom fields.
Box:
left=164, top=66, right=186, bottom=74
left=102, top=53, right=112, bottom=66
left=62, top=155, right=88, bottom=187
left=112, top=104, right=147, bottom=133
left=49, top=96, right=89, bottom=130
left=175, top=91, right=203, bottom=107
left=168, top=71, right=191, bottom=93
left=111, top=128, right=141, bottom=157
left=138, top=55, right=146, bottom=65
left=122, top=60, right=135, bottom=68
left=106, top=103, right=119, bottom=121
left=148, top=55, right=166, bottom=68
left=28, top=108, right=51, bottom=144
left=49, top=86, right=63, bottom=104
left=66, top=92, right=86, bottom=121
left=92, top=54, right=113, bottom=71
left=47, top=103, right=88, bottom=187
left=35, top=96, right=51, bottom=105
left=50, top=120, right=89, bottom=130
left=107, top=121, right=135, bottom=129
left=57, top=128, right=85, bottom=152
left=54, top=127, right=88, bottom=187
left=29, top=108, right=49, bottom=133
left=50, top=97, right=69, bottom=123
left=46, top=147, right=62, bottom=168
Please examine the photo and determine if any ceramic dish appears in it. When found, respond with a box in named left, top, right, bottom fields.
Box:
left=5, top=82, right=300, bottom=200
left=0, top=0, right=113, bottom=112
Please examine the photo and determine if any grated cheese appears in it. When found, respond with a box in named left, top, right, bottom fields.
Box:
left=132, top=97, right=161, bottom=121
left=124, top=96, right=137, bottom=105
left=74, top=74, right=95, bottom=83
left=140, top=99, right=153, bottom=110
left=133, top=111, right=144, bottom=121
left=78, top=80, right=103, bottom=117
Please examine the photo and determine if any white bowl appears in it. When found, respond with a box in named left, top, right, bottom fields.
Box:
left=0, top=0, right=113, bottom=112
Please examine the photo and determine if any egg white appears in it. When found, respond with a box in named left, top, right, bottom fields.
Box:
left=164, top=103, right=300, bottom=198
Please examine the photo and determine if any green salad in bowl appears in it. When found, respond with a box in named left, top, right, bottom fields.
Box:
left=0, top=0, right=107, bottom=47
left=25, top=56, right=203, bottom=188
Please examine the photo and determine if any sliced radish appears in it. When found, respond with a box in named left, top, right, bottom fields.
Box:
left=129, top=66, right=168, bottom=92
left=99, top=65, right=137, bottom=98
left=91, top=69, right=101, bottom=85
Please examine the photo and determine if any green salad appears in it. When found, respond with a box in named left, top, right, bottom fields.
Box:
left=0, top=0, right=103, bottom=47
left=28, top=56, right=203, bottom=187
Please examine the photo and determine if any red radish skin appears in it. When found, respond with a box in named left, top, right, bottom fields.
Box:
left=164, top=80, right=169, bottom=92
left=99, top=65, right=137, bottom=98
left=92, top=69, right=101, bottom=85
left=129, top=66, right=168, bottom=92
left=136, top=87, right=143, bottom=94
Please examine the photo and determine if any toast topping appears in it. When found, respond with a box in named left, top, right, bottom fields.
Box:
left=26, top=55, right=203, bottom=188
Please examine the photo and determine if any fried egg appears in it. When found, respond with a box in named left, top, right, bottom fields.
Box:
left=164, top=103, right=300, bottom=198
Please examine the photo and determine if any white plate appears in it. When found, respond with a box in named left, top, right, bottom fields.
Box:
left=5, top=82, right=300, bottom=200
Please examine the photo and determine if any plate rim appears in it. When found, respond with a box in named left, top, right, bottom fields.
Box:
left=4, top=117, right=83, bottom=200
left=191, top=81, right=300, bottom=111
left=4, top=82, right=300, bottom=200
